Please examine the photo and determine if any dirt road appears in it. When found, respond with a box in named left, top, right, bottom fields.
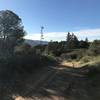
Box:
left=1, top=64, right=100, bottom=100
left=13, top=64, right=96, bottom=100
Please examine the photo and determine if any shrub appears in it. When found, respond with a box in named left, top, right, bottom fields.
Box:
left=80, top=56, right=93, bottom=63
left=86, top=62, right=100, bottom=78
left=61, top=49, right=86, bottom=61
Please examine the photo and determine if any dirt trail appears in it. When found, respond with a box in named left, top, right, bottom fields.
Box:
left=61, top=61, right=81, bottom=68
left=25, top=67, right=58, bottom=95
left=13, top=65, right=93, bottom=100
left=13, top=66, right=60, bottom=100
left=2, top=64, right=100, bottom=100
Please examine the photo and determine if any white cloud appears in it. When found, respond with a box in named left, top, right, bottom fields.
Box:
left=24, top=28, right=100, bottom=41
left=25, top=32, right=67, bottom=41
left=73, top=28, right=100, bottom=41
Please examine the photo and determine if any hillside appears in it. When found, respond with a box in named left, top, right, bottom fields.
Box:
left=24, top=39, right=48, bottom=46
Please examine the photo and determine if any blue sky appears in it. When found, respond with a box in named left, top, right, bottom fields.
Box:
left=0, top=0, right=100, bottom=41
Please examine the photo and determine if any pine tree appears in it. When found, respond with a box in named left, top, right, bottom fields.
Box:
left=85, top=37, right=88, bottom=43
left=66, top=32, right=79, bottom=49
left=66, top=32, right=71, bottom=49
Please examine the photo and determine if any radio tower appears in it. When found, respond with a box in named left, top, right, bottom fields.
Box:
left=40, top=26, right=44, bottom=45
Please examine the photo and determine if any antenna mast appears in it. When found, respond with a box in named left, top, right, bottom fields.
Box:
left=40, top=26, right=44, bottom=45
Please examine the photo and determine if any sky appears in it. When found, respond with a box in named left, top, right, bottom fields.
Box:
left=0, top=0, right=100, bottom=41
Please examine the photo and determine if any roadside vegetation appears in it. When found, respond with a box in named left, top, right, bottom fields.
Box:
left=0, top=9, right=99, bottom=82
left=0, top=10, right=56, bottom=82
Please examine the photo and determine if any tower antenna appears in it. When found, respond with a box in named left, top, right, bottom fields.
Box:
left=40, top=26, right=44, bottom=45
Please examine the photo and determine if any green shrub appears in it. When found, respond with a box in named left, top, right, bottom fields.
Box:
left=61, top=49, right=87, bottom=61
left=80, top=56, right=93, bottom=63
left=86, top=62, right=100, bottom=78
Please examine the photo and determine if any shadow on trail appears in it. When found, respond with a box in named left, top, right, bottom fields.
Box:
left=0, top=64, right=100, bottom=100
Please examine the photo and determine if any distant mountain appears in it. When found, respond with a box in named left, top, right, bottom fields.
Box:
left=24, top=39, right=48, bottom=46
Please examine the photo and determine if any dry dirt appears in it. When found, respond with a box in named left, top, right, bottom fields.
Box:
left=0, top=64, right=100, bottom=100
left=61, top=61, right=81, bottom=68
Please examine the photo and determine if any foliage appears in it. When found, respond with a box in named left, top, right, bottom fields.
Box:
left=90, top=40, right=100, bottom=49
left=46, top=32, right=90, bottom=56
left=88, top=40, right=100, bottom=56
left=0, top=46, right=56, bottom=80
left=61, top=49, right=86, bottom=61
left=66, top=32, right=79, bottom=49
left=33, top=44, right=47, bottom=55
left=79, top=39, right=89, bottom=49
left=80, top=56, right=93, bottom=63
left=0, top=10, right=25, bottom=53
left=82, top=60, right=100, bottom=78
left=47, top=41, right=62, bottom=56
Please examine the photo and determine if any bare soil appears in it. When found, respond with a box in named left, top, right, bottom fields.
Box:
left=0, top=64, right=100, bottom=100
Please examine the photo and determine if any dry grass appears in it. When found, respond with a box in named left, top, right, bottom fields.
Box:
left=61, top=60, right=81, bottom=68
left=80, top=56, right=100, bottom=67
left=60, top=56, right=100, bottom=68
left=13, top=96, right=33, bottom=100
